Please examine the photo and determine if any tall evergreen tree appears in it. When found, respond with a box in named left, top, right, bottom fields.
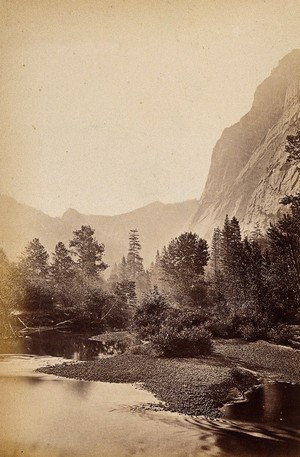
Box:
left=19, top=239, right=52, bottom=311
left=127, top=229, right=144, bottom=281
left=0, top=249, right=23, bottom=336
left=160, top=232, right=209, bottom=307
left=209, top=227, right=224, bottom=304
left=69, top=225, right=107, bottom=277
left=118, top=256, right=128, bottom=282
left=267, top=212, right=300, bottom=321
left=266, top=131, right=300, bottom=322
left=149, top=250, right=164, bottom=290
left=20, top=238, right=49, bottom=279
left=106, top=263, right=120, bottom=293
left=51, top=242, right=75, bottom=281
left=219, top=216, right=245, bottom=305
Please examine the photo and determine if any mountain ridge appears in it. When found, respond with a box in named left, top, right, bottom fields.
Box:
left=0, top=194, right=198, bottom=267
left=190, top=49, right=300, bottom=237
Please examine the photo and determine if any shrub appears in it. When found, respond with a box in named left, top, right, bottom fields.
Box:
left=151, top=321, right=212, bottom=357
left=208, top=310, right=240, bottom=338
left=266, top=324, right=292, bottom=344
left=132, top=290, right=212, bottom=357
left=132, top=288, right=170, bottom=339
left=239, top=323, right=264, bottom=341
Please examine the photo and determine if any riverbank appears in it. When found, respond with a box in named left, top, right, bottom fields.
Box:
left=38, top=339, right=300, bottom=418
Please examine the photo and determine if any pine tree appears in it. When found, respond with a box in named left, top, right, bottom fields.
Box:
left=0, top=249, right=22, bottom=336
left=267, top=213, right=300, bottom=321
left=209, top=227, right=224, bottom=304
left=241, top=237, right=268, bottom=307
left=20, top=238, right=49, bottom=279
left=160, top=232, right=209, bottom=307
left=118, top=256, right=128, bottom=282
left=219, top=216, right=245, bottom=306
left=51, top=242, right=75, bottom=281
left=266, top=131, right=300, bottom=322
left=69, top=225, right=107, bottom=277
left=149, top=250, right=164, bottom=290
left=114, top=280, right=137, bottom=308
left=19, top=239, right=52, bottom=311
left=127, top=229, right=144, bottom=281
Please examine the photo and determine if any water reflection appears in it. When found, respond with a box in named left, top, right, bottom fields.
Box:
left=1, top=335, right=300, bottom=457
left=0, top=331, right=127, bottom=360
left=186, top=417, right=300, bottom=457
left=0, top=372, right=212, bottom=457
left=224, top=382, right=300, bottom=428
left=187, top=382, right=300, bottom=457
left=216, top=427, right=300, bottom=457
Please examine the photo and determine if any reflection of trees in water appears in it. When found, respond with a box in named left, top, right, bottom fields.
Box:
left=217, top=383, right=300, bottom=457
left=0, top=337, right=24, bottom=354
left=225, top=383, right=300, bottom=428
left=14, top=331, right=128, bottom=360
left=216, top=431, right=300, bottom=457
left=188, top=384, right=300, bottom=457
left=66, top=380, right=91, bottom=397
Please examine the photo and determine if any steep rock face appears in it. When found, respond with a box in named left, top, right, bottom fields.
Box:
left=190, top=50, right=300, bottom=237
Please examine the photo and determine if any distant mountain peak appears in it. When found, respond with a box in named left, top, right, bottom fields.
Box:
left=62, top=208, right=81, bottom=219
left=0, top=196, right=198, bottom=264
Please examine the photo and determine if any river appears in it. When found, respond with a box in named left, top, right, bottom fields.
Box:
left=0, top=331, right=299, bottom=457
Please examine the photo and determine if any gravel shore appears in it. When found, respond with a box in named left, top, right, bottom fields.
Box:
left=38, top=339, right=300, bottom=418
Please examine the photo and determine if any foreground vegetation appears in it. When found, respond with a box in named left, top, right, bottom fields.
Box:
left=1, top=132, right=300, bottom=355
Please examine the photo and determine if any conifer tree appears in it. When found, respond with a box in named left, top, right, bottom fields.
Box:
left=127, top=229, right=144, bottom=281
left=19, top=239, right=52, bottom=311
left=108, top=263, right=119, bottom=285
left=69, top=225, right=107, bottom=277
left=149, top=250, right=164, bottom=290
left=160, top=232, right=209, bottom=307
left=219, top=216, right=245, bottom=305
left=20, top=238, right=50, bottom=279
left=0, top=249, right=22, bottom=336
left=118, top=256, right=128, bottom=282
left=209, top=227, right=224, bottom=304
left=51, top=242, right=75, bottom=281
left=266, top=131, right=300, bottom=322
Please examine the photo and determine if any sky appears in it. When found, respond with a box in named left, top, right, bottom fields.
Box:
left=1, top=0, right=300, bottom=217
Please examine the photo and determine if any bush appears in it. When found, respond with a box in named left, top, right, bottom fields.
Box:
left=132, top=290, right=212, bottom=357
left=22, top=278, right=54, bottom=312
left=132, top=288, right=170, bottom=339
left=208, top=309, right=241, bottom=338
left=266, top=324, right=292, bottom=344
left=151, top=321, right=212, bottom=357
left=239, top=323, right=265, bottom=341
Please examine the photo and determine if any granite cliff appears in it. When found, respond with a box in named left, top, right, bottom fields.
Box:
left=190, top=50, right=300, bottom=237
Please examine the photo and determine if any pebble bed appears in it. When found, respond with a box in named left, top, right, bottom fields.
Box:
left=38, top=352, right=258, bottom=417
left=38, top=339, right=300, bottom=417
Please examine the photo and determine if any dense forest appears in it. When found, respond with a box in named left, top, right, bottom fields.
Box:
left=0, top=132, right=299, bottom=356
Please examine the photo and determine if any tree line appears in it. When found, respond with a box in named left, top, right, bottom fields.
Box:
left=0, top=131, right=299, bottom=353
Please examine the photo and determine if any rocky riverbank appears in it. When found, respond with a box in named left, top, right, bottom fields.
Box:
left=38, top=339, right=300, bottom=418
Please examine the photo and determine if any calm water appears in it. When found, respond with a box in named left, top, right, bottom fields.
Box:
left=0, top=331, right=299, bottom=457
left=0, top=330, right=127, bottom=360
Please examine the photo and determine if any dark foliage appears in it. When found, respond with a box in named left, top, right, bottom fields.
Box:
left=132, top=289, right=212, bottom=357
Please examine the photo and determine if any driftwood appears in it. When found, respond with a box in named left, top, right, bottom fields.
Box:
left=18, top=319, right=74, bottom=335
left=16, top=316, right=29, bottom=329
left=54, top=319, right=73, bottom=327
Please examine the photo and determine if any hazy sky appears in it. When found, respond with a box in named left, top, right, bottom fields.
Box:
left=1, top=0, right=300, bottom=216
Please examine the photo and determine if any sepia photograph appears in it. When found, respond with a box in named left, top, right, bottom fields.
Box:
left=0, top=1, right=300, bottom=456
